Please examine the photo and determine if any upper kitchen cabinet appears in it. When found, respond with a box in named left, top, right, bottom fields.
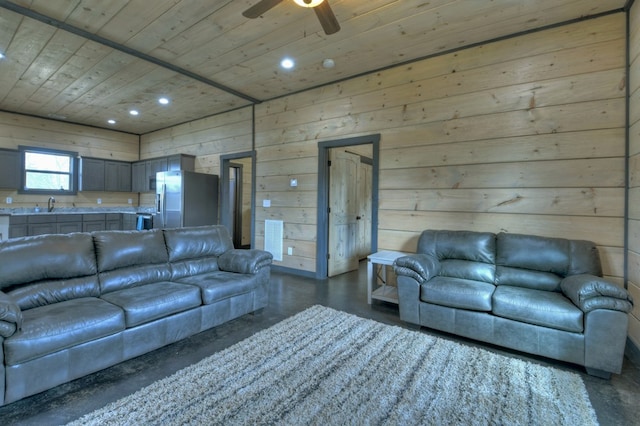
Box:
left=79, top=157, right=105, bottom=191
left=105, top=161, right=132, bottom=192
left=80, top=158, right=132, bottom=192
left=0, top=149, right=20, bottom=189
left=132, top=154, right=195, bottom=193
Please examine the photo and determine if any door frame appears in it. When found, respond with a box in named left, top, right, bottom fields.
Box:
left=220, top=151, right=256, bottom=248
left=316, top=134, right=380, bottom=279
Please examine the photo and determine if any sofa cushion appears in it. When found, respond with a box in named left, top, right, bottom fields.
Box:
left=496, top=233, right=570, bottom=276
left=100, top=282, right=202, bottom=328
left=418, top=230, right=496, bottom=264
left=0, top=233, right=96, bottom=289
left=492, top=286, right=583, bottom=333
left=7, top=276, right=100, bottom=311
left=99, top=264, right=172, bottom=294
left=177, top=272, right=258, bottom=305
left=3, top=297, right=125, bottom=366
left=439, top=259, right=496, bottom=284
left=421, top=277, right=495, bottom=312
left=495, top=266, right=562, bottom=292
left=163, top=225, right=234, bottom=263
left=93, top=229, right=168, bottom=273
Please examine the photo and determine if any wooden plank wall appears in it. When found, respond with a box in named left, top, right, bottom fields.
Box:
left=627, top=1, right=640, bottom=354
left=253, top=13, right=627, bottom=279
left=138, top=108, right=254, bottom=206
left=0, top=111, right=139, bottom=209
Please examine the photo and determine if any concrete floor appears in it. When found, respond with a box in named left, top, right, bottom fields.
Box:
left=0, top=262, right=638, bottom=425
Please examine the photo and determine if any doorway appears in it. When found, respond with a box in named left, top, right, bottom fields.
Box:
left=317, top=135, right=380, bottom=278
left=221, top=151, right=255, bottom=249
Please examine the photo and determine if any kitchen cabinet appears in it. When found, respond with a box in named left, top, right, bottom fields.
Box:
left=105, top=161, right=132, bottom=192
left=167, top=154, right=195, bottom=172
left=0, top=149, right=20, bottom=189
left=9, top=215, right=27, bottom=238
left=132, top=154, right=195, bottom=193
left=82, top=214, right=106, bottom=232
left=131, top=161, right=147, bottom=193
left=106, top=213, right=122, bottom=230
left=57, top=214, right=83, bottom=234
left=79, top=158, right=105, bottom=191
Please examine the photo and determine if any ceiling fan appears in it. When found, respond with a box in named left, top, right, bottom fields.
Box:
left=243, top=0, right=341, bottom=35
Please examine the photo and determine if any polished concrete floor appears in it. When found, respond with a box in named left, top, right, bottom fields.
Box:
left=1, top=262, right=639, bottom=425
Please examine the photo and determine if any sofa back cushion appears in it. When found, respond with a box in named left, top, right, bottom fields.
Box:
left=417, top=230, right=496, bottom=284
left=164, top=226, right=234, bottom=280
left=93, top=229, right=171, bottom=294
left=164, top=225, right=234, bottom=262
left=0, top=233, right=99, bottom=309
left=93, top=229, right=168, bottom=272
left=495, top=233, right=602, bottom=291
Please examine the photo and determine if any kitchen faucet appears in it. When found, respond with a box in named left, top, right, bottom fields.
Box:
left=48, top=197, right=55, bottom=212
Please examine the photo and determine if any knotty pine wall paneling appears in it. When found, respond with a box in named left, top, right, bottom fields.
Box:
left=252, top=13, right=627, bottom=278
left=138, top=107, right=253, bottom=206
left=0, top=111, right=139, bottom=209
left=626, top=1, right=640, bottom=355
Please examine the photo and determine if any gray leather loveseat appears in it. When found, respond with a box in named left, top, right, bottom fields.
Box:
left=0, top=225, right=272, bottom=405
left=393, top=230, right=634, bottom=378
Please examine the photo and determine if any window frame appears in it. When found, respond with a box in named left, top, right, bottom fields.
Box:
left=18, top=146, right=78, bottom=195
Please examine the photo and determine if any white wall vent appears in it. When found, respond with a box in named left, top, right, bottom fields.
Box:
left=264, top=219, right=283, bottom=261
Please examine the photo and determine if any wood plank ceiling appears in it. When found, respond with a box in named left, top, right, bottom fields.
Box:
left=0, top=0, right=628, bottom=134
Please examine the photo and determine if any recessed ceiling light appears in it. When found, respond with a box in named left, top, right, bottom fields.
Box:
left=158, top=97, right=170, bottom=105
left=0, top=53, right=5, bottom=59
left=107, top=119, right=116, bottom=125
left=129, top=109, right=139, bottom=116
left=280, top=58, right=295, bottom=70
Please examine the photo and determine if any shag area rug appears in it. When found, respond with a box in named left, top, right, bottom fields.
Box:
left=68, top=305, right=598, bottom=425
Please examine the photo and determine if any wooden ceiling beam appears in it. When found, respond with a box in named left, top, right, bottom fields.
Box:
left=0, top=0, right=261, bottom=105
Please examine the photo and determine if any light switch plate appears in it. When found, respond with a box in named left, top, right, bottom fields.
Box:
left=290, top=178, right=298, bottom=187
left=263, top=199, right=271, bottom=208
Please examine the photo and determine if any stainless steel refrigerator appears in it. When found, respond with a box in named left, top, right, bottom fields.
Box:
left=155, top=171, right=219, bottom=228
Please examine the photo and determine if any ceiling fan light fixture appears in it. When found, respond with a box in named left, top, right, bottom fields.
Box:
left=293, top=0, right=325, bottom=8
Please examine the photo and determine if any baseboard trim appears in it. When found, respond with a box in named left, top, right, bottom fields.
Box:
left=271, top=264, right=316, bottom=279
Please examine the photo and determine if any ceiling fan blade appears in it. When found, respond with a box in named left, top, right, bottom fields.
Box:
left=242, top=0, right=284, bottom=19
left=314, top=1, right=340, bottom=35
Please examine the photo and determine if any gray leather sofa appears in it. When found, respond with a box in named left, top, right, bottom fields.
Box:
left=393, top=230, right=634, bottom=378
left=0, top=225, right=272, bottom=405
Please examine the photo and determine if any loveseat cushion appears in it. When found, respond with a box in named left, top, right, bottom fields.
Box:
left=492, top=286, right=583, bottom=333
left=100, top=282, right=202, bottom=328
left=421, top=277, right=495, bottom=311
left=3, top=297, right=125, bottom=366
left=418, top=230, right=496, bottom=264
left=177, top=272, right=258, bottom=305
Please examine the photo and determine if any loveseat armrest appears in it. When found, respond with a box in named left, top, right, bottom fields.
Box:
left=393, top=254, right=441, bottom=284
left=218, top=249, right=273, bottom=274
left=0, top=291, right=22, bottom=337
left=561, top=274, right=634, bottom=313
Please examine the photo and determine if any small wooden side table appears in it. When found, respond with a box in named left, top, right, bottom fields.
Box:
left=367, top=250, right=409, bottom=304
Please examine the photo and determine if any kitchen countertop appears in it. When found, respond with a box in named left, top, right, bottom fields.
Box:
left=0, top=207, right=155, bottom=216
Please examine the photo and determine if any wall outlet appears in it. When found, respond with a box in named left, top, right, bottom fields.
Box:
left=128, top=198, right=133, bottom=204
left=263, top=199, right=271, bottom=208
left=97, top=198, right=102, bottom=204
left=5, top=197, right=12, bottom=204
left=287, top=247, right=293, bottom=256
left=290, top=178, right=298, bottom=187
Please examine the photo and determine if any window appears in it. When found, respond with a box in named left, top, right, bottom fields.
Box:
left=19, top=146, right=78, bottom=195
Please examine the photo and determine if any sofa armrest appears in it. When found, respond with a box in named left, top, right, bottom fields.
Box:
left=218, top=249, right=273, bottom=274
left=393, top=254, right=441, bottom=284
left=0, top=292, right=22, bottom=337
left=561, top=274, right=634, bottom=313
